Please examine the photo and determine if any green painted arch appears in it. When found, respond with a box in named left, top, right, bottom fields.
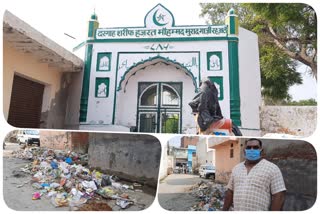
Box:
left=117, top=55, right=198, bottom=92
left=144, top=3, right=175, bottom=27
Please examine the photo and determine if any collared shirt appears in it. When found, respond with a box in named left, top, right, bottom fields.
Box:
left=227, top=159, right=286, bottom=211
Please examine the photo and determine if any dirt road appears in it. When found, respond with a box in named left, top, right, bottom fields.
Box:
left=158, top=173, right=209, bottom=211
left=3, top=142, right=155, bottom=211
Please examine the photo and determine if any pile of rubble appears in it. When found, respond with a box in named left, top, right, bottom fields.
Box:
left=13, top=147, right=144, bottom=210
left=189, top=180, right=227, bottom=211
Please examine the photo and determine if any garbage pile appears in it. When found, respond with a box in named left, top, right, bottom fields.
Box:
left=13, top=147, right=144, bottom=210
left=189, top=180, right=227, bottom=211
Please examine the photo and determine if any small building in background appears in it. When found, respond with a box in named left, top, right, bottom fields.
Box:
left=195, top=137, right=215, bottom=171
left=180, top=136, right=199, bottom=148
left=3, top=11, right=83, bottom=129
left=208, top=137, right=244, bottom=183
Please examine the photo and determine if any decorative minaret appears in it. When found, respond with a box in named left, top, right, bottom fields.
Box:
left=225, top=8, right=241, bottom=126
left=80, top=11, right=99, bottom=123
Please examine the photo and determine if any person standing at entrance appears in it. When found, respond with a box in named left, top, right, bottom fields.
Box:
left=222, top=138, right=286, bottom=211
left=188, top=78, right=223, bottom=134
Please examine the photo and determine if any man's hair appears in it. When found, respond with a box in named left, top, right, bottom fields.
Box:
left=245, top=138, right=262, bottom=147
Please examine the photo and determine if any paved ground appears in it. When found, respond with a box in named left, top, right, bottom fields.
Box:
left=158, top=173, right=209, bottom=211
left=3, top=142, right=155, bottom=211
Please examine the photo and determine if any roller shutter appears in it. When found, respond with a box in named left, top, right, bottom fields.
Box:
left=8, top=75, right=44, bottom=128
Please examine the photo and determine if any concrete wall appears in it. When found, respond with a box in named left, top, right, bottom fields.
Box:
left=39, top=131, right=89, bottom=153
left=260, top=106, right=317, bottom=137
left=210, top=138, right=243, bottom=183
left=172, top=147, right=188, bottom=159
left=159, top=142, right=174, bottom=180
left=64, top=71, right=83, bottom=129
left=88, top=133, right=161, bottom=187
left=39, top=131, right=70, bottom=151
left=207, top=150, right=215, bottom=165
left=196, top=137, right=215, bottom=167
left=238, top=28, right=262, bottom=133
left=261, top=139, right=317, bottom=211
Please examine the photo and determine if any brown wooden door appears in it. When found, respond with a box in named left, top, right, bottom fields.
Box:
left=8, top=75, right=44, bottom=128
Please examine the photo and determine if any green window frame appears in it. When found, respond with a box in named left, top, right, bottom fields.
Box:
left=95, top=78, right=110, bottom=98
left=207, top=51, right=223, bottom=71
left=208, top=76, right=224, bottom=101
left=96, top=52, right=111, bottom=72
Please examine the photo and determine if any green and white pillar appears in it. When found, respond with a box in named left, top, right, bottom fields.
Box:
left=80, top=12, right=99, bottom=122
left=226, top=9, right=241, bottom=126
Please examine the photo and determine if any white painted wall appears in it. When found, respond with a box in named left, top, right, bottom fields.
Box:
left=83, top=28, right=261, bottom=134
left=238, top=27, right=262, bottom=135
left=84, top=40, right=234, bottom=133
left=196, top=137, right=215, bottom=166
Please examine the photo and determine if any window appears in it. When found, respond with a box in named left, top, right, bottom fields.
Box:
left=95, top=78, right=110, bottom=97
left=230, top=143, right=234, bottom=158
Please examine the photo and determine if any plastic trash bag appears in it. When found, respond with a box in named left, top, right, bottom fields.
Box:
left=116, top=199, right=133, bottom=209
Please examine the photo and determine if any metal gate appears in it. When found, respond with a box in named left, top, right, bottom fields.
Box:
left=137, top=82, right=182, bottom=133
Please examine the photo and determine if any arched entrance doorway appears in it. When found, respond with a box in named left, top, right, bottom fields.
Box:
left=138, top=82, right=181, bottom=133
left=115, top=59, right=197, bottom=134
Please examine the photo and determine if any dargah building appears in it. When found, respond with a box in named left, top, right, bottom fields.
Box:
left=79, top=4, right=261, bottom=136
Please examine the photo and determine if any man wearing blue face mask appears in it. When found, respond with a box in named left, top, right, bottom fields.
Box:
left=222, top=138, right=286, bottom=211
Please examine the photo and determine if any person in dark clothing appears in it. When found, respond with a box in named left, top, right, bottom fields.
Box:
left=189, top=78, right=223, bottom=132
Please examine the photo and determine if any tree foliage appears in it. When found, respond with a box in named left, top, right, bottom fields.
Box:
left=200, top=3, right=316, bottom=102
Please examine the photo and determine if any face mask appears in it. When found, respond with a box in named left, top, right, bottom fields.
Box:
left=245, top=149, right=261, bottom=161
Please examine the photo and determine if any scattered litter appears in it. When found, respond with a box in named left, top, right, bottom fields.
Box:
left=116, top=199, right=134, bottom=209
left=101, top=175, right=112, bottom=187
left=189, top=181, right=227, bottom=211
left=50, top=183, right=60, bottom=189
left=32, top=192, right=41, bottom=200
left=82, top=180, right=97, bottom=191
left=32, top=183, right=43, bottom=189
left=12, top=147, right=146, bottom=210
left=51, top=193, right=69, bottom=207
left=133, top=183, right=142, bottom=187
left=16, top=181, right=29, bottom=188
left=65, top=157, right=73, bottom=164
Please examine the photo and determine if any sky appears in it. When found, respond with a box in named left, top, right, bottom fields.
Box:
left=1, top=0, right=318, bottom=101
left=168, top=136, right=182, bottom=148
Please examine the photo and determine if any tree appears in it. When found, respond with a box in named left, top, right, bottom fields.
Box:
left=260, top=44, right=302, bottom=103
left=200, top=3, right=316, bottom=102
left=247, top=3, right=317, bottom=79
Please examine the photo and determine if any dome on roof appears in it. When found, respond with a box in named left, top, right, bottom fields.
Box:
left=228, top=8, right=235, bottom=15
left=91, top=13, right=98, bottom=20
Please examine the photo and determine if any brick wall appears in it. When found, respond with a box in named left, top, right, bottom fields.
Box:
left=180, top=136, right=199, bottom=148
left=70, top=132, right=89, bottom=153
left=39, top=131, right=89, bottom=153
left=261, top=138, right=316, bottom=211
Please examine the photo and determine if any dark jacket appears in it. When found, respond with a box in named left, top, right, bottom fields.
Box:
left=189, top=80, right=223, bottom=131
